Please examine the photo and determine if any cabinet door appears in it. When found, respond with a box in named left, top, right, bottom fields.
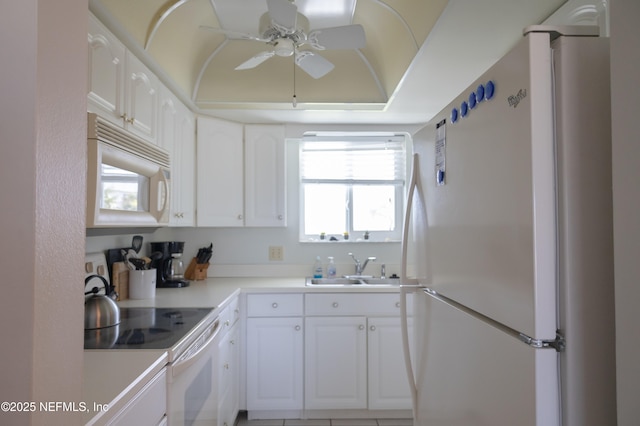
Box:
left=159, top=88, right=195, bottom=226
left=173, top=104, right=195, bottom=226
left=244, top=125, right=286, bottom=227
left=196, top=117, right=244, bottom=226
left=305, top=316, right=367, bottom=409
left=125, top=51, right=159, bottom=143
left=87, top=14, right=125, bottom=126
left=247, top=317, right=303, bottom=411
left=219, top=323, right=240, bottom=426
left=368, top=316, right=414, bottom=410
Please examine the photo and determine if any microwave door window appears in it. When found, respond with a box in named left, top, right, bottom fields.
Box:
left=100, top=164, right=150, bottom=212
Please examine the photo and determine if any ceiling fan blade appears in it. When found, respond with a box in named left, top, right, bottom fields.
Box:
left=295, top=51, right=335, bottom=79
left=307, top=24, right=366, bottom=50
left=235, top=51, right=275, bottom=70
left=266, top=0, right=298, bottom=33
left=199, top=25, right=269, bottom=42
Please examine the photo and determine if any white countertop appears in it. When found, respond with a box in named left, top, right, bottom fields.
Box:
left=117, top=276, right=401, bottom=309
left=84, top=276, right=401, bottom=424
left=83, top=350, right=167, bottom=425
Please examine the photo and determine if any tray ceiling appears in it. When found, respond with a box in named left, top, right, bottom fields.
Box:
left=89, top=0, right=567, bottom=124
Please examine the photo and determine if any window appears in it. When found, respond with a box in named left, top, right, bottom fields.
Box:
left=299, top=133, right=408, bottom=242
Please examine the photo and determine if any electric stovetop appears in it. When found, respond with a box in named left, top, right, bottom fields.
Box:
left=84, top=307, right=213, bottom=350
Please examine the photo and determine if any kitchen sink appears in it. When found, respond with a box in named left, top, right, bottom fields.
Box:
left=305, top=277, right=400, bottom=287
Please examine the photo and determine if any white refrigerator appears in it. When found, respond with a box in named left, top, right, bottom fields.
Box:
left=400, top=26, right=616, bottom=426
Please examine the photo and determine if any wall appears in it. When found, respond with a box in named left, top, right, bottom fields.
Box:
left=610, top=0, right=640, bottom=424
left=0, top=1, right=87, bottom=424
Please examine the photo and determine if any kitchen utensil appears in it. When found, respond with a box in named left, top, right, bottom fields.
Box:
left=196, top=243, right=213, bottom=264
left=141, top=256, right=152, bottom=269
left=149, top=251, right=163, bottom=266
left=132, top=235, right=143, bottom=253
left=129, top=258, right=147, bottom=270
left=84, top=274, right=120, bottom=329
left=123, top=248, right=141, bottom=270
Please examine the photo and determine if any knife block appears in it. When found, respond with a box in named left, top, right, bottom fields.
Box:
left=185, top=258, right=209, bottom=281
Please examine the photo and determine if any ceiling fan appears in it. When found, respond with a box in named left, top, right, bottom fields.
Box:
left=204, top=0, right=366, bottom=79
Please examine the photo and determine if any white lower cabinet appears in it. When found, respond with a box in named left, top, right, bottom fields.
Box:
left=246, top=317, right=304, bottom=411
left=367, top=316, right=414, bottom=410
left=244, top=291, right=412, bottom=418
left=305, top=316, right=367, bottom=409
left=218, top=322, right=240, bottom=426
left=216, top=296, right=241, bottom=426
left=304, top=293, right=413, bottom=412
left=246, top=294, right=304, bottom=415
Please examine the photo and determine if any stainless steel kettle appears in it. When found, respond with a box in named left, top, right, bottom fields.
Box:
left=84, top=274, right=120, bottom=329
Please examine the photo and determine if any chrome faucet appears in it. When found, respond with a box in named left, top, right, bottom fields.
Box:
left=348, top=253, right=376, bottom=276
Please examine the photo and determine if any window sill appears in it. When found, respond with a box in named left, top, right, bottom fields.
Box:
left=299, top=238, right=401, bottom=244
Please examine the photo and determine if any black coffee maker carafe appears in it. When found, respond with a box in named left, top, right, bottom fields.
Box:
left=149, top=241, right=190, bottom=288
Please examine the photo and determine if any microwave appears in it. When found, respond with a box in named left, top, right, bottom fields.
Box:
left=87, top=113, right=171, bottom=228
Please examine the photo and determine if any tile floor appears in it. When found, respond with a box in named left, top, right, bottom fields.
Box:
left=236, top=416, right=413, bottom=426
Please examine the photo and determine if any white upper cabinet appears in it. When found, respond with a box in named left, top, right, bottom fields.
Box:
left=244, top=125, right=287, bottom=227
left=87, top=13, right=159, bottom=144
left=87, top=14, right=125, bottom=126
left=159, top=87, right=195, bottom=226
left=197, top=118, right=286, bottom=227
left=196, top=117, right=244, bottom=227
left=124, top=52, right=159, bottom=143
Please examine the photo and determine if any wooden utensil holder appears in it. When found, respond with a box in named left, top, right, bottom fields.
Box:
left=185, top=258, right=209, bottom=281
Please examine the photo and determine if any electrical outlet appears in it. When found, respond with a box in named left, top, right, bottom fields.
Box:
left=268, top=246, right=284, bottom=261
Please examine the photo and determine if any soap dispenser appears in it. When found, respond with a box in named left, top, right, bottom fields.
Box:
left=313, top=256, right=323, bottom=279
left=326, top=257, right=337, bottom=278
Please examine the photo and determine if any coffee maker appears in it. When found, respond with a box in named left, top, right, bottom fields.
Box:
left=149, top=241, right=189, bottom=288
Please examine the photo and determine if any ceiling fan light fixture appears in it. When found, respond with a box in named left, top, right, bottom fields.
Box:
left=274, top=38, right=295, bottom=56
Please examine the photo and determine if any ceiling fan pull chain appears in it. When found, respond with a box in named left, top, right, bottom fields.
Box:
left=292, top=54, right=297, bottom=108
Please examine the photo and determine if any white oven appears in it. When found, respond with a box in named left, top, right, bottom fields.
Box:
left=167, top=315, right=222, bottom=426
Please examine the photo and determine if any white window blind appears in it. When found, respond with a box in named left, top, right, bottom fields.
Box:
left=300, top=135, right=406, bottom=184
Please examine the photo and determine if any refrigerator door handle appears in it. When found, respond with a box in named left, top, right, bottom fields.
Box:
left=400, top=284, right=421, bottom=417
left=401, top=153, right=420, bottom=283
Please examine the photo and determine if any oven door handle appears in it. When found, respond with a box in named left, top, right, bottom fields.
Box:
left=171, top=319, right=220, bottom=379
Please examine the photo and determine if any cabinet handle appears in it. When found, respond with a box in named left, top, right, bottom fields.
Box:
left=395, top=302, right=401, bottom=308
left=237, top=214, right=243, bottom=220
left=278, top=215, right=283, bottom=220
left=332, top=302, right=339, bottom=308
left=272, top=302, right=278, bottom=309
left=295, top=325, right=301, bottom=331
left=120, top=113, right=135, bottom=124
left=224, top=320, right=230, bottom=326
left=230, top=340, right=235, bottom=345
left=370, top=325, right=376, bottom=331
left=224, top=363, right=229, bottom=369
left=358, top=325, right=365, bottom=330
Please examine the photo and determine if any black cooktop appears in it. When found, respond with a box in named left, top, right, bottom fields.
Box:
left=84, top=307, right=213, bottom=350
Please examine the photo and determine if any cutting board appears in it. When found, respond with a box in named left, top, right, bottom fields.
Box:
left=111, top=262, right=129, bottom=301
